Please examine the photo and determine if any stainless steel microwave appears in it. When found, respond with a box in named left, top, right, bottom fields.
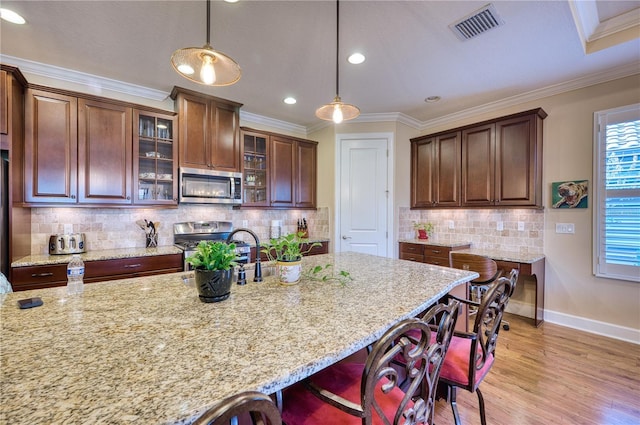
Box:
left=179, top=167, right=242, bottom=204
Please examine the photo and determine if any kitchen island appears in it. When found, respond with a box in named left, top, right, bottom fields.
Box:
left=0, top=252, right=477, bottom=425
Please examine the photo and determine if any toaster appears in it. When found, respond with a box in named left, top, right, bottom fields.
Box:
left=49, top=233, right=86, bottom=255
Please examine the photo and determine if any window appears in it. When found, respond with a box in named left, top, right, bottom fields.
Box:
left=593, top=104, right=640, bottom=282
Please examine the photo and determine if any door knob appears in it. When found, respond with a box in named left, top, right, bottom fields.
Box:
left=342, top=236, right=352, bottom=240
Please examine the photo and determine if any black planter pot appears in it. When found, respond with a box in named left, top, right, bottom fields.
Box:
left=195, top=269, right=233, bottom=303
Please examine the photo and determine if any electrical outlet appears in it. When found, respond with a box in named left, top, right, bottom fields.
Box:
left=518, top=221, right=525, bottom=231
left=556, top=223, right=575, bottom=234
left=242, top=220, right=248, bottom=227
left=448, top=220, right=455, bottom=229
left=496, top=221, right=503, bottom=231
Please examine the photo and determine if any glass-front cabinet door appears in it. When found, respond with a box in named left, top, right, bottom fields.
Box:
left=241, top=129, right=269, bottom=206
left=133, top=110, right=178, bottom=205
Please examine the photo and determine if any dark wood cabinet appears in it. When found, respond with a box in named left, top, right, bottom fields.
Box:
left=411, top=108, right=546, bottom=209
left=411, top=131, right=460, bottom=208
left=77, top=98, right=132, bottom=204
left=241, top=127, right=317, bottom=209
left=253, top=240, right=329, bottom=262
left=241, top=129, right=269, bottom=206
left=23, top=86, right=177, bottom=207
left=11, top=253, right=183, bottom=291
left=399, top=242, right=470, bottom=266
left=24, top=89, right=78, bottom=203
left=270, top=136, right=296, bottom=207
left=461, top=110, right=546, bottom=207
left=134, top=110, right=178, bottom=205
left=296, top=140, right=317, bottom=208
left=172, top=87, right=242, bottom=172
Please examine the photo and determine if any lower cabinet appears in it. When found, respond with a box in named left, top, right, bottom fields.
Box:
left=399, top=242, right=470, bottom=266
left=11, top=253, right=183, bottom=291
left=399, top=241, right=471, bottom=331
left=253, top=241, right=329, bottom=262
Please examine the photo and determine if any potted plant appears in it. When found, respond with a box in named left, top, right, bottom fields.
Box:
left=413, top=222, right=434, bottom=240
left=261, top=232, right=321, bottom=285
left=186, top=241, right=237, bottom=303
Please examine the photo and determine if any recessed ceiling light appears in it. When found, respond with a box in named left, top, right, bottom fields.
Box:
left=224, top=0, right=239, bottom=3
left=348, top=53, right=365, bottom=64
left=425, top=96, right=441, bottom=103
left=0, top=8, right=26, bottom=24
left=284, top=97, right=297, bottom=105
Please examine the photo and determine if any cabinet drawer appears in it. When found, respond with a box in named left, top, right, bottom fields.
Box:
left=400, top=252, right=424, bottom=262
left=11, top=264, right=68, bottom=290
left=86, top=254, right=182, bottom=278
left=400, top=242, right=424, bottom=255
left=423, top=245, right=451, bottom=260
left=424, top=257, right=449, bottom=266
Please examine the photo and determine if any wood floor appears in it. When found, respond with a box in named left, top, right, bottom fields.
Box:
left=431, top=313, right=640, bottom=425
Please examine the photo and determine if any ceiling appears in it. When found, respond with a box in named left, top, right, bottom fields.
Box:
left=1, top=1, right=639, bottom=131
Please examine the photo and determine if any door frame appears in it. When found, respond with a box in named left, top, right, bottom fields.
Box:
left=334, top=132, right=395, bottom=257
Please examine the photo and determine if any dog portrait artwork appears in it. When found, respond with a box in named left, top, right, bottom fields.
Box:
left=552, top=180, right=588, bottom=208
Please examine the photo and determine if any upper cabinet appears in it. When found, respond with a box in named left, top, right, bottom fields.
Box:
left=23, top=86, right=177, bottom=206
left=24, top=89, right=78, bottom=203
left=77, top=98, right=132, bottom=204
left=241, top=129, right=269, bottom=206
left=1, top=65, right=27, bottom=151
left=411, top=108, right=546, bottom=209
left=241, top=127, right=318, bottom=209
left=461, top=110, right=546, bottom=207
left=411, top=131, right=461, bottom=208
left=171, top=87, right=242, bottom=172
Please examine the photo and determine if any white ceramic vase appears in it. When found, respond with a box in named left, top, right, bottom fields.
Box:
left=277, top=259, right=302, bottom=285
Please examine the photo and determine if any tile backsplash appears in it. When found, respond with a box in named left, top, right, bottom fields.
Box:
left=30, top=206, right=330, bottom=254
left=399, top=207, right=544, bottom=255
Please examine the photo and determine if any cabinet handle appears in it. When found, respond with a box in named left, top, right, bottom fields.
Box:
left=126, top=196, right=131, bottom=200
left=31, top=272, right=54, bottom=278
left=71, top=195, right=76, bottom=199
left=124, top=264, right=142, bottom=268
left=431, top=250, right=441, bottom=254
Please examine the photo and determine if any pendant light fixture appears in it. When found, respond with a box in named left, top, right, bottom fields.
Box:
left=315, top=0, right=360, bottom=123
left=171, top=0, right=241, bottom=86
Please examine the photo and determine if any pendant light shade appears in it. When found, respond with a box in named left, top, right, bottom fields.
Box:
left=316, top=0, right=359, bottom=123
left=171, top=0, right=241, bottom=86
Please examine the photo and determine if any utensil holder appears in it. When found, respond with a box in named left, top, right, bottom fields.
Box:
left=146, top=233, right=158, bottom=248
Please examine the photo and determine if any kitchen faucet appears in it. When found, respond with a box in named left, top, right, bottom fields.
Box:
left=226, top=228, right=263, bottom=283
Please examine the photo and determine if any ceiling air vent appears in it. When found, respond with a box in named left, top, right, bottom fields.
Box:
left=449, top=3, right=504, bottom=41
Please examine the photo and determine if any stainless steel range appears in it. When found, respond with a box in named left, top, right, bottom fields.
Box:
left=173, top=221, right=251, bottom=270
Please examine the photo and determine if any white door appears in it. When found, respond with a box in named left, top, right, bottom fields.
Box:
left=338, top=135, right=390, bottom=256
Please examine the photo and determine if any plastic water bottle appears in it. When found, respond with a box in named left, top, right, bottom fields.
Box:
left=67, top=255, right=85, bottom=295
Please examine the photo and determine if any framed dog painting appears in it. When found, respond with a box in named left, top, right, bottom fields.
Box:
left=551, top=180, right=588, bottom=208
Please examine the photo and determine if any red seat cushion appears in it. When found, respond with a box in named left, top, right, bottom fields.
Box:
left=282, top=362, right=414, bottom=425
left=438, top=335, right=494, bottom=387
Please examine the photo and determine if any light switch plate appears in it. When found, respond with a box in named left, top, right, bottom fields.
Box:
left=556, top=223, right=575, bottom=234
left=448, top=220, right=455, bottom=229
left=497, top=221, right=503, bottom=231
left=518, top=221, right=525, bottom=231
left=242, top=220, right=248, bottom=228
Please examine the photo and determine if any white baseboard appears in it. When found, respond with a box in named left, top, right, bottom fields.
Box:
left=538, top=309, right=639, bottom=345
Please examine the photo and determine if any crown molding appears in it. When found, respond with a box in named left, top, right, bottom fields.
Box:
left=0, top=55, right=169, bottom=101
left=418, top=63, right=640, bottom=131
left=2, top=54, right=637, bottom=135
left=239, top=110, right=308, bottom=138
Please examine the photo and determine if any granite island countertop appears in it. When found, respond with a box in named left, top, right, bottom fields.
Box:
left=0, top=252, right=477, bottom=425
left=11, top=245, right=184, bottom=268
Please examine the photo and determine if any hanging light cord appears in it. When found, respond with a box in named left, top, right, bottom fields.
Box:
left=335, top=0, right=340, bottom=98
left=206, top=0, right=211, bottom=46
